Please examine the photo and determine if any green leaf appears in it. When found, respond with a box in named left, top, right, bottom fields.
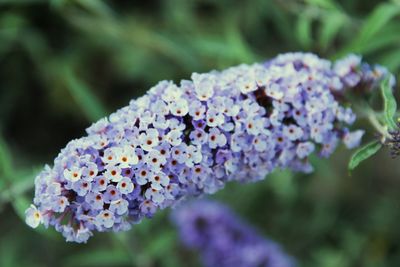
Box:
left=0, top=167, right=39, bottom=206
left=319, top=12, right=347, bottom=50
left=356, top=3, right=400, bottom=44
left=348, top=140, right=382, bottom=171
left=305, top=0, right=339, bottom=10
left=380, top=49, right=400, bottom=72
left=75, top=0, right=114, bottom=17
left=337, top=3, right=400, bottom=56
left=296, top=15, right=313, bottom=49
left=381, top=76, right=398, bottom=130
left=12, top=194, right=32, bottom=220
left=0, top=135, right=12, bottom=178
left=352, top=22, right=400, bottom=55
left=62, top=64, right=107, bottom=121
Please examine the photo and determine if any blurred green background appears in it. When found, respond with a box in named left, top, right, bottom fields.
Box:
left=1, top=0, right=400, bottom=266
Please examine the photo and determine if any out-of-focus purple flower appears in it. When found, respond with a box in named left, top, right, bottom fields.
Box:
left=26, top=52, right=392, bottom=243
left=172, top=200, right=296, bottom=267
left=343, top=130, right=365, bottom=149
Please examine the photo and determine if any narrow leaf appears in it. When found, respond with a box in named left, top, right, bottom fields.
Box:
left=348, top=140, right=382, bottom=171
left=381, top=76, right=398, bottom=130
left=62, top=64, right=107, bottom=121
left=357, top=22, right=400, bottom=54
left=337, top=3, right=400, bottom=56
left=356, top=3, right=400, bottom=45
left=0, top=134, right=12, bottom=178
left=319, top=12, right=346, bottom=50
left=380, top=49, right=400, bottom=71
left=296, top=15, right=313, bottom=49
left=305, top=0, right=338, bottom=10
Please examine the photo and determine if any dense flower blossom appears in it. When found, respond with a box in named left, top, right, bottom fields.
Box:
left=25, top=52, right=391, bottom=243
left=172, top=200, right=295, bottom=267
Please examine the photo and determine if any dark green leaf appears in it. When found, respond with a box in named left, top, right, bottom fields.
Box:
left=380, top=49, right=400, bottom=72
left=348, top=140, right=382, bottom=171
left=319, top=12, right=347, bottom=50
left=305, top=0, right=339, bottom=10
left=337, top=3, right=400, bottom=56
left=0, top=134, right=12, bottom=178
left=356, top=3, right=400, bottom=44
left=356, top=22, right=400, bottom=54
left=62, top=64, right=108, bottom=121
left=296, top=15, right=313, bottom=49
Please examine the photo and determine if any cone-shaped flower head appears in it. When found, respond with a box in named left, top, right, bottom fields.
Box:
left=26, top=53, right=391, bottom=242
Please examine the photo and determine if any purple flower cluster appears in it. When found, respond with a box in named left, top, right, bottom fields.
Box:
left=172, top=200, right=296, bottom=267
left=25, top=53, right=389, bottom=243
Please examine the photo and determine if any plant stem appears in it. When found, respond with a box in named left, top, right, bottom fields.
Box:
left=367, top=111, right=391, bottom=141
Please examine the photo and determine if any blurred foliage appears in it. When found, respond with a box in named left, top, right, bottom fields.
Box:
left=0, top=0, right=400, bottom=266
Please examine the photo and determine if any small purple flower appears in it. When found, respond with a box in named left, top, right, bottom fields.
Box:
left=82, top=162, right=98, bottom=180
left=116, top=177, right=134, bottom=194
left=85, top=192, right=104, bottom=210
left=63, top=167, right=82, bottom=182
left=139, top=129, right=159, bottom=151
left=283, top=125, right=304, bottom=141
left=145, top=149, right=166, bottom=169
left=109, top=199, right=129, bottom=216
left=334, top=54, right=362, bottom=87
left=296, top=142, right=315, bottom=159
left=189, top=100, right=206, bottom=120
left=169, top=99, right=189, bottom=117
left=343, top=130, right=365, bottom=149
left=96, top=210, right=115, bottom=228
left=25, top=205, right=42, bottom=228
left=135, top=166, right=152, bottom=185
left=171, top=200, right=296, bottom=267
left=252, top=135, right=269, bottom=152
left=103, top=185, right=121, bottom=203
left=104, top=165, right=123, bottom=182
left=266, top=83, right=285, bottom=100
left=192, top=73, right=215, bottom=101
left=92, top=176, right=108, bottom=192
left=190, top=129, right=208, bottom=145
left=165, top=129, right=182, bottom=146
left=149, top=173, right=169, bottom=190
left=144, top=188, right=165, bottom=204
left=206, top=109, right=225, bottom=127
left=171, top=144, right=188, bottom=164
left=184, top=145, right=202, bottom=167
left=208, top=128, right=227, bottom=149
left=72, top=180, right=92, bottom=197
left=139, top=200, right=157, bottom=217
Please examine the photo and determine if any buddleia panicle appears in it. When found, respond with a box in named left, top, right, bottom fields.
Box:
left=26, top=52, right=391, bottom=243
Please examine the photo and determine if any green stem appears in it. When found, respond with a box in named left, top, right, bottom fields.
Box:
left=353, top=100, right=391, bottom=142
left=367, top=111, right=391, bottom=141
